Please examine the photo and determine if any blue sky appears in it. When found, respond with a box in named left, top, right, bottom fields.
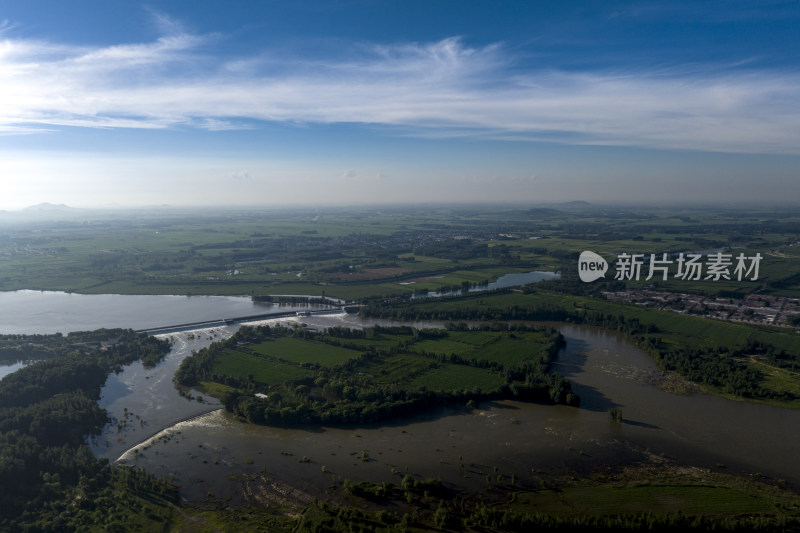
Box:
left=1, top=0, right=798, bottom=208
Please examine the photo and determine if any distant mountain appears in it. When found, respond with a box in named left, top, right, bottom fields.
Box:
left=22, top=202, right=75, bottom=212
left=560, top=200, right=593, bottom=208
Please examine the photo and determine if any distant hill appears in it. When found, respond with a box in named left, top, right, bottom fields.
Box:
left=22, top=202, right=75, bottom=212
left=559, top=201, right=593, bottom=209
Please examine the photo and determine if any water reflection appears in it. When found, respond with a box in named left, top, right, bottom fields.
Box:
left=0, top=290, right=337, bottom=334
left=410, top=270, right=558, bottom=299
left=0, top=361, right=31, bottom=381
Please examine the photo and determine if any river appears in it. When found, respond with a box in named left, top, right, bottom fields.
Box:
left=4, top=289, right=799, bottom=502
left=82, top=312, right=800, bottom=503
left=411, top=270, right=558, bottom=298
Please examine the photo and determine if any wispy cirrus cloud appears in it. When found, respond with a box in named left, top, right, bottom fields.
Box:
left=0, top=20, right=798, bottom=155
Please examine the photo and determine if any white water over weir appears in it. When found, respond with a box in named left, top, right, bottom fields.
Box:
left=116, top=409, right=224, bottom=464
left=137, top=308, right=347, bottom=335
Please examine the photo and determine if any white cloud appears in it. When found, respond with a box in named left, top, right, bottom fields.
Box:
left=0, top=19, right=18, bottom=35
left=229, top=169, right=251, bottom=181
left=0, top=26, right=798, bottom=155
left=145, top=8, right=189, bottom=37
left=69, top=34, right=204, bottom=68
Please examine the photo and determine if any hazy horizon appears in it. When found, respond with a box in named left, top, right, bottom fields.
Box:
left=2, top=1, right=799, bottom=209
left=6, top=199, right=800, bottom=216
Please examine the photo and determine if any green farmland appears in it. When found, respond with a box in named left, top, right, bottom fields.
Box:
left=407, top=363, right=506, bottom=392
left=211, top=349, right=313, bottom=386
left=364, top=288, right=800, bottom=408
left=175, top=322, right=575, bottom=426
left=2, top=204, right=799, bottom=301
left=247, top=336, right=363, bottom=367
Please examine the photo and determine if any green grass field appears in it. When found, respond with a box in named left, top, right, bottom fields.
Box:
left=744, top=357, right=800, bottom=399
left=411, top=337, right=478, bottom=355
left=212, top=349, right=312, bottom=385
left=407, top=363, right=506, bottom=392
left=510, top=485, right=784, bottom=517
left=248, top=337, right=362, bottom=367
left=411, top=330, right=549, bottom=366
left=323, top=333, right=408, bottom=349
left=474, top=336, right=548, bottom=366
left=353, top=354, right=436, bottom=385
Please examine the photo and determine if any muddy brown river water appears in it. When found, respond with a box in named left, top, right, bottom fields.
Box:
left=86, top=313, right=800, bottom=502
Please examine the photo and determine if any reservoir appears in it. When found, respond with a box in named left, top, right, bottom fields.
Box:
left=0, top=272, right=556, bottom=334
left=0, top=290, right=335, bottom=334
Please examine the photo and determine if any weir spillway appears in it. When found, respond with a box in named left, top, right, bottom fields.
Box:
left=136, top=308, right=350, bottom=336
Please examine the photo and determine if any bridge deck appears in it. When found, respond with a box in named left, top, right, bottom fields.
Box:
left=137, top=308, right=348, bottom=335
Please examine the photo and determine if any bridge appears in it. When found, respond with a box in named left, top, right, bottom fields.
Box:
left=136, top=306, right=361, bottom=336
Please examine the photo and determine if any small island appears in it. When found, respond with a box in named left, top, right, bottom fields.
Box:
left=175, top=322, right=578, bottom=426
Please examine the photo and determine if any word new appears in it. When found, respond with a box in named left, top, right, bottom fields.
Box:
left=578, top=251, right=609, bottom=282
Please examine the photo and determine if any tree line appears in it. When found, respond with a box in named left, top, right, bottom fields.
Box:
left=0, top=329, right=173, bottom=530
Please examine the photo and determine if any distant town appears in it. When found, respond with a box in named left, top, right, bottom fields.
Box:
left=601, top=289, right=800, bottom=329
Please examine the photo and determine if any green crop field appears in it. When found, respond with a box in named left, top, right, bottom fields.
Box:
left=410, top=337, right=478, bottom=355
left=438, top=330, right=499, bottom=346
left=407, top=363, right=506, bottom=392
left=411, top=330, right=549, bottom=366
left=323, top=333, right=407, bottom=349
left=474, top=336, right=548, bottom=366
left=510, top=485, right=784, bottom=517
left=353, top=354, right=436, bottom=385
left=211, top=349, right=312, bottom=385
left=248, top=337, right=362, bottom=367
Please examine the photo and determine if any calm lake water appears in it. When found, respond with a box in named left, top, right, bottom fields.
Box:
left=84, top=312, right=800, bottom=502
left=0, top=274, right=555, bottom=334
left=0, top=290, right=333, bottom=334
